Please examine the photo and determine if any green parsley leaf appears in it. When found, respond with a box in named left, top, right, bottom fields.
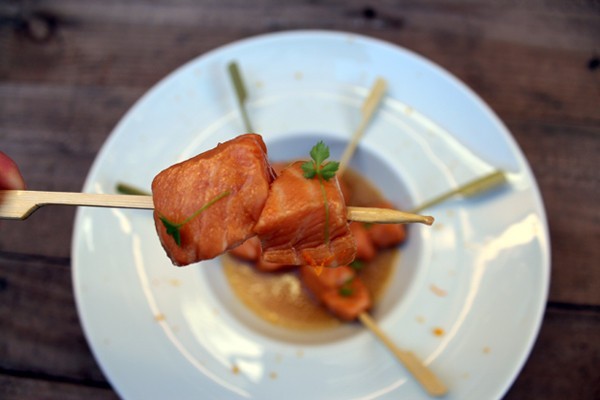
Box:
left=301, top=161, right=317, bottom=179
left=310, top=141, right=329, bottom=167
left=158, top=190, right=231, bottom=247
left=303, top=141, right=339, bottom=181
left=349, top=259, right=364, bottom=271
left=320, top=161, right=340, bottom=180
left=339, top=278, right=355, bottom=297
left=160, top=216, right=182, bottom=246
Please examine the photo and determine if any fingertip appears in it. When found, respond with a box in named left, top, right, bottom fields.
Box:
left=0, top=152, right=26, bottom=190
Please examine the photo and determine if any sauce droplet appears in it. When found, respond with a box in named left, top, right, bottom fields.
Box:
left=432, top=327, right=445, bottom=337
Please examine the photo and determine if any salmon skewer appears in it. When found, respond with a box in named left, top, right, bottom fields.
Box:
left=1, top=135, right=431, bottom=268
left=148, top=134, right=431, bottom=267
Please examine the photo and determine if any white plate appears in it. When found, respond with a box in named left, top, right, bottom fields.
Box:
left=72, top=31, right=550, bottom=399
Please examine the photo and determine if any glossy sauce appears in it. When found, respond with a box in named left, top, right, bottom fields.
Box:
left=222, top=168, right=400, bottom=330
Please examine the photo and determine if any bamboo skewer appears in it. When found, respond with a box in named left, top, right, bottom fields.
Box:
left=358, top=313, right=448, bottom=397
left=228, top=61, right=254, bottom=133
left=0, top=190, right=154, bottom=220
left=410, top=170, right=508, bottom=213
left=338, top=77, right=387, bottom=175
left=0, top=190, right=433, bottom=225
left=336, top=78, right=448, bottom=396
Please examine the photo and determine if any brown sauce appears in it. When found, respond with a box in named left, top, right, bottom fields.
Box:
left=222, top=168, right=400, bottom=330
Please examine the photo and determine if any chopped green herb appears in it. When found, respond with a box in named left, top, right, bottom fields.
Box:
left=350, top=259, right=364, bottom=271
left=159, top=216, right=183, bottom=246
left=159, top=190, right=231, bottom=246
left=339, top=278, right=355, bottom=297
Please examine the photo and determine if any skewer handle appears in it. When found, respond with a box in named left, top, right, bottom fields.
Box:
left=410, top=170, right=507, bottom=213
left=358, top=313, right=448, bottom=397
left=0, top=190, right=153, bottom=220
left=228, top=61, right=253, bottom=132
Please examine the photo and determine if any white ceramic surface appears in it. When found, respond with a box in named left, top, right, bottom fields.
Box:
left=72, top=31, right=550, bottom=400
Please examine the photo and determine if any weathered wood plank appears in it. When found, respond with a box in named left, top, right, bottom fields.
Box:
left=0, top=207, right=75, bottom=258
left=504, top=306, right=600, bottom=400
left=0, top=84, right=141, bottom=154
left=0, top=375, right=118, bottom=400
left=509, top=120, right=600, bottom=305
left=0, top=84, right=141, bottom=192
left=1, top=0, right=598, bottom=125
left=0, top=256, right=108, bottom=383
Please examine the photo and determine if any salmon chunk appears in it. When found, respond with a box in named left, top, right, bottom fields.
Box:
left=366, top=201, right=407, bottom=248
left=228, top=236, right=262, bottom=261
left=228, top=236, right=290, bottom=272
left=152, top=134, right=275, bottom=266
left=349, top=222, right=377, bottom=261
left=253, top=161, right=356, bottom=267
left=300, top=265, right=371, bottom=321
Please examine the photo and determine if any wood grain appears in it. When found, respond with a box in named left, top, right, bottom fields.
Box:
left=0, top=0, right=598, bottom=398
left=0, top=257, right=107, bottom=383
left=0, top=375, right=118, bottom=400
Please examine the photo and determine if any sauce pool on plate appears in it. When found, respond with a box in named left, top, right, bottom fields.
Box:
left=222, top=168, right=402, bottom=330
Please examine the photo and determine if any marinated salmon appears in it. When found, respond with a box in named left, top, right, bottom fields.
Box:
left=228, top=236, right=290, bottom=272
left=300, top=265, right=371, bottom=321
left=349, top=222, right=377, bottom=261
left=253, top=161, right=356, bottom=268
left=367, top=201, right=407, bottom=248
left=152, top=134, right=275, bottom=266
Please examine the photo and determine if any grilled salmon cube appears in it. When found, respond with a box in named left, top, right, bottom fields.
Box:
left=228, top=236, right=262, bottom=261
left=300, top=265, right=371, bottom=321
left=349, top=222, right=377, bottom=261
left=228, top=236, right=290, bottom=272
left=152, top=134, right=275, bottom=266
left=253, top=161, right=356, bottom=268
left=366, top=201, right=407, bottom=248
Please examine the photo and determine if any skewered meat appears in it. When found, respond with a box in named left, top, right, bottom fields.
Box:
left=228, top=236, right=289, bottom=272
left=152, top=134, right=275, bottom=266
left=349, top=222, right=377, bottom=261
left=253, top=161, right=356, bottom=268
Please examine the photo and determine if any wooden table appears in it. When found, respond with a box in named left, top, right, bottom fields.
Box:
left=1, top=1, right=598, bottom=399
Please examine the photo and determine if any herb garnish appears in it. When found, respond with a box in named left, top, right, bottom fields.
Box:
left=159, top=190, right=231, bottom=246
left=349, top=259, right=364, bottom=271
left=302, top=141, right=339, bottom=245
left=339, top=277, right=355, bottom=297
left=301, top=141, right=340, bottom=181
